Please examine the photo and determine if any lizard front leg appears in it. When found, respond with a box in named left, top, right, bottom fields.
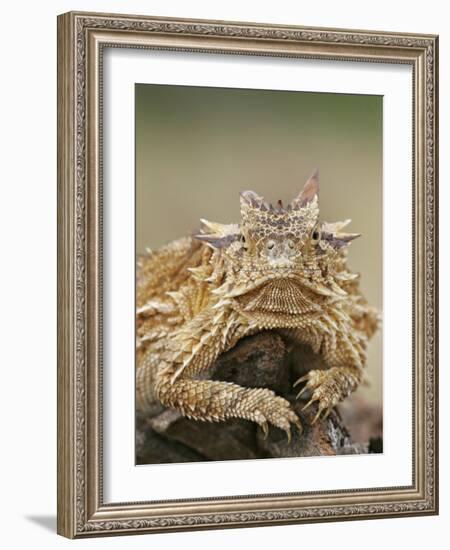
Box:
left=155, top=376, right=301, bottom=439
left=284, top=326, right=366, bottom=423
left=137, top=308, right=302, bottom=439
left=294, top=366, right=363, bottom=423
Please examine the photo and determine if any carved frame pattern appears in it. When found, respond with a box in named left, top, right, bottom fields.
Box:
left=57, top=11, right=438, bottom=538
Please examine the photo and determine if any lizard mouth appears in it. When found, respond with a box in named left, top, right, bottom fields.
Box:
left=235, top=278, right=324, bottom=315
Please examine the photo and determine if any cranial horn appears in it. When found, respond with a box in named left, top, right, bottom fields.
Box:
left=322, top=219, right=352, bottom=233
left=321, top=218, right=361, bottom=249
left=194, top=233, right=239, bottom=248
left=194, top=221, right=241, bottom=249
left=333, top=233, right=361, bottom=245
left=291, top=169, right=319, bottom=208
left=240, top=190, right=265, bottom=207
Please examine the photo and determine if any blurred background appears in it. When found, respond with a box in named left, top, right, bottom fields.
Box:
left=136, top=83, right=382, bottom=411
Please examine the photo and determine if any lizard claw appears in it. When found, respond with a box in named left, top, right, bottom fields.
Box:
left=311, top=406, right=324, bottom=425
left=260, top=420, right=269, bottom=439
left=296, top=385, right=309, bottom=399
left=301, top=398, right=315, bottom=412
left=311, top=403, right=334, bottom=424
left=285, top=427, right=292, bottom=444
left=293, top=374, right=309, bottom=388
left=293, top=416, right=303, bottom=435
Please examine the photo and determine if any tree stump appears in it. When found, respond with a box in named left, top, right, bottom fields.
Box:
left=136, top=331, right=379, bottom=464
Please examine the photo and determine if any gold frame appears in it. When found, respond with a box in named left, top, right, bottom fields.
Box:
left=57, top=11, right=439, bottom=538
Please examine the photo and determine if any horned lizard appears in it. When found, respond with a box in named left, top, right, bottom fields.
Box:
left=136, top=171, right=380, bottom=440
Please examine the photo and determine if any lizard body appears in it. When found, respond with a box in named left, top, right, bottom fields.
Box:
left=136, top=171, right=380, bottom=438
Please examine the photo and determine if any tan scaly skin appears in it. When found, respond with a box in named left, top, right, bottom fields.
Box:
left=136, top=171, right=380, bottom=441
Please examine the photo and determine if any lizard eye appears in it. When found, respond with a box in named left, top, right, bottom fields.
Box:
left=240, top=234, right=248, bottom=251
left=266, top=239, right=276, bottom=251
left=311, top=227, right=321, bottom=245
left=286, top=239, right=295, bottom=249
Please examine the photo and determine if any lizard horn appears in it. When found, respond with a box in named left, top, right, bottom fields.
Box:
left=240, top=190, right=265, bottom=207
left=240, top=190, right=272, bottom=212
left=290, top=169, right=319, bottom=209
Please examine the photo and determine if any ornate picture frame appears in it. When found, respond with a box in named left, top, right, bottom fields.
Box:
left=57, top=11, right=438, bottom=538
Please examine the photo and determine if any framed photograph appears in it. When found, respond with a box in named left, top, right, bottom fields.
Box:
left=57, top=11, right=439, bottom=538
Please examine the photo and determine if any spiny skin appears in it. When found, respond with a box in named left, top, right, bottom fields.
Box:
left=136, top=171, right=380, bottom=439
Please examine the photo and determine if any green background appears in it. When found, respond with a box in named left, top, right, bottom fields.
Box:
left=135, top=84, right=382, bottom=407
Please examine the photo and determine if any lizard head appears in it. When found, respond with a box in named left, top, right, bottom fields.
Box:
left=195, top=170, right=361, bottom=320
